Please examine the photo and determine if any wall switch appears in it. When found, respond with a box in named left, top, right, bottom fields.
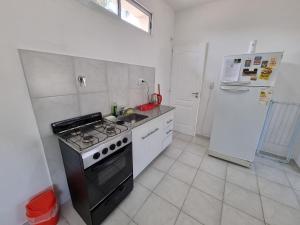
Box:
left=138, top=78, right=145, bottom=86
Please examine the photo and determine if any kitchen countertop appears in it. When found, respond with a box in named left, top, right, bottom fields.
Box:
left=131, top=105, right=175, bottom=128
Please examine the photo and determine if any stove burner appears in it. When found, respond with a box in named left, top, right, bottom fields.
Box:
left=105, top=126, right=116, bottom=134
left=71, top=130, right=82, bottom=136
left=116, top=120, right=125, bottom=125
left=82, top=135, right=95, bottom=143
left=94, top=123, right=102, bottom=129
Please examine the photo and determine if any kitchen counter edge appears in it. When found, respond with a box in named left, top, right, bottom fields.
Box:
left=131, top=105, right=175, bottom=129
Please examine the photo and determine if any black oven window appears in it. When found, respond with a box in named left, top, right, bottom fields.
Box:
left=84, top=144, right=132, bottom=209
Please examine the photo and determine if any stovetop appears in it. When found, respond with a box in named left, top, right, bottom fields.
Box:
left=51, top=112, right=131, bottom=153
left=57, top=120, right=129, bottom=151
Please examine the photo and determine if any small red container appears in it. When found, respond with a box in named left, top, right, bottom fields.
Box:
left=26, top=189, right=59, bottom=225
left=137, top=103, right=158, bottom=111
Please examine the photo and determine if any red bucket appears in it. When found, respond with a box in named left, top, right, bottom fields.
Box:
left=26, top=188, right=59, bottom=225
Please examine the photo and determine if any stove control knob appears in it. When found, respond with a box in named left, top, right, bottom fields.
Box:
left=110, top=144, right=116, bottom=151
left=102, top=148, right=108, bottom=155
left=123, top=138, right=128, bottom=144
left=116, top=141, right=122, bottom=147
left=93, top=152, right=100, bottom=160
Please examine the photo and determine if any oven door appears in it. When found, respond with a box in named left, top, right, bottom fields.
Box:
left=84, top=143, right=132, bottom=210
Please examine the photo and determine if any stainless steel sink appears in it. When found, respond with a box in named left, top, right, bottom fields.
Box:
left=120, top=113, right=148, bottom=124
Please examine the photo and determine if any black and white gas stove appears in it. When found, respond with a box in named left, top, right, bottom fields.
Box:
left=52, top=112, right=133, bottom=225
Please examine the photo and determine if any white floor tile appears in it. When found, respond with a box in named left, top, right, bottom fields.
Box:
left=255, top=163, right=290, bottom=186
left=261, top=196, right=300, bottom=225
left=200, top=155, right=227, bottom=179
left=128, top=221, right=137, bottom=225
left=227, top=166, right=258, bottom=193
left=228, top=162, right=256, bottom=175
left=224, top=183, right=264, bottom=220
left=128, top=220, right=137, bottom=225
left=151, top=154, right=175, bottom=172
left=192, top=136, right=210, bottom=147
left=101, top=208, right=131, bottom=225
left=193, top=170, right=225, bottom=200
left=60, top=201, right=86, bottom=225
left=254, top=156, right=286, bottom=169
left=178, top=151, right=203, bottom=168
left=171, top=138, right=189, bottom=150
left=185, top=143, right=206, bottom=156
left=58, top=217, right=70, bottom=225
left=175, top=212, right=204, bottom=225
left=136, top=167, right=165, bottom=190
left=134, top=194, right=179, bottom=225
left=258, top=177, right=300, bottom=209
left=154, top=175, right=190, bottom=208
left=281, top=162, right=300, bottom=175
left=295, top=189, right=300, bottom=201
left=183, top=187, right=222, bottom=225
left=286, top=172, right=300, bottom=191
left=221, top=204, right=264, bottom=225
left=169, top=161, right=197, bottom=184
left=164, top=146, right=183, bottom=159
left=174, top=132, right=193, bottom=142
left=119, top=183, right=151, bottom=218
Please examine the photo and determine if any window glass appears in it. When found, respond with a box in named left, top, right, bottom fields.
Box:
left=121, top=0, right=151, bottom=33
left=94, top=0, right=118, bottom=14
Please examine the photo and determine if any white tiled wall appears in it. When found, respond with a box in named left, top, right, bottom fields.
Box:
left=19, top=49, right=155, bottom=203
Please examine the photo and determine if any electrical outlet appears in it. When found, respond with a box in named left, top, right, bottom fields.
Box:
left=138, top=78, right=145, bottom=86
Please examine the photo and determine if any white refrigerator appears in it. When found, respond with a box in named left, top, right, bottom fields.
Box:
left=209, top=52, right=283, bottom=167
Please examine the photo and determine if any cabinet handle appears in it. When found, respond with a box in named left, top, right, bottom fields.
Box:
left=166, top=130, right=172, bottom=135
left=142, top=128, right=159, bottom=140
left=167, top=119, right=173, bottom=124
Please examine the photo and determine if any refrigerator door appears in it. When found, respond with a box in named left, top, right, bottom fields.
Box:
left=220, top=52, right=283, bottom=87
left=209, top=86, right=270, bottom=164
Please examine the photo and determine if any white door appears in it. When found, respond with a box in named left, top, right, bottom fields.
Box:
left=170, top=43, right=207, bottom=135
left=209, top=86, right=270, bottom=162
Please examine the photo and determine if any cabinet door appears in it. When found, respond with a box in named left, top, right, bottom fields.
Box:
left=132, top=118, right=162, bottom=178
left=162, top=110, right=175, bottom=130
left=161, top=110, right=174, bottom=149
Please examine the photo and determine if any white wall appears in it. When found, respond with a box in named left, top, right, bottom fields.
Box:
left=0, top=0, right=174, bottom=224
left=174, top=0, right=300, bottom=137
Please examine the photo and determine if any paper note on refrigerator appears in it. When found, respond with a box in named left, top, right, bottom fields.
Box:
left=221, top=58, right=241, bottom=82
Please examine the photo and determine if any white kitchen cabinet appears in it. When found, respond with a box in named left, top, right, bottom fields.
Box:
left=132, top=109, right=174, bottom=178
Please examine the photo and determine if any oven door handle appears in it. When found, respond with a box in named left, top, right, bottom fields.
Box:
left=89, top=148, right=127, bottom=171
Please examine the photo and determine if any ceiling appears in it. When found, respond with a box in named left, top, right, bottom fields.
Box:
left=164, top=0, right=217, bottom=11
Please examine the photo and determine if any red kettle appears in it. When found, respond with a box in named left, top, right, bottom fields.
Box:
left=151, top=84, right=162, bottom=105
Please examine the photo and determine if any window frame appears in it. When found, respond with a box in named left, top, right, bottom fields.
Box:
left=119, top=0, right=152, bottom=34
left=92, top=0, right=152, bottom=34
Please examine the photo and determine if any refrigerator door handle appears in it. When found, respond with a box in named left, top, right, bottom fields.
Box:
left=220, top=86, right=250, bottom=93
left=221, top=81, right=251, bottom=86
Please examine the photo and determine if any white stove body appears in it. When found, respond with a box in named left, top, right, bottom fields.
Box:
left=209, top=52, right=283, bottom=167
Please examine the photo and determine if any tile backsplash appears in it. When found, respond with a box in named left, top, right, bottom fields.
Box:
left=19, top=49, right=155, bottom=203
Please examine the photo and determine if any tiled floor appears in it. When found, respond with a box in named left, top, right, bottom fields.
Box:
left=60, top=132, right=300, bottom=225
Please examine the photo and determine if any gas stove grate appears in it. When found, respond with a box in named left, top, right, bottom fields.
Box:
left=59, top=119, right=128, bottom=151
